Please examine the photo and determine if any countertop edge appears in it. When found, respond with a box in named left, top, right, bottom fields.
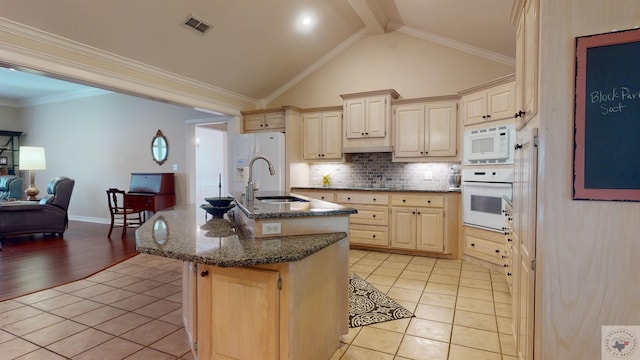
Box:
left=291, top=186, right=461, bottom=193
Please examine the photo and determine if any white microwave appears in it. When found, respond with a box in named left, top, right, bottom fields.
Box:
left=463, top=124, right=515, bottom=165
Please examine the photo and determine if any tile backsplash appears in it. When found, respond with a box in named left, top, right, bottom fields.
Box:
left=309, top=153, right=459, bottom=191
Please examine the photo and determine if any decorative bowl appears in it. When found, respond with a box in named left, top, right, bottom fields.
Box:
left=204, top=196, right=235, bottom=207
left=200, top=203, right=235, bottom=218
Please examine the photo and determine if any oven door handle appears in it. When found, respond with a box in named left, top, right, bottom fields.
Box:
left=462, top=182, right=512, bottom=188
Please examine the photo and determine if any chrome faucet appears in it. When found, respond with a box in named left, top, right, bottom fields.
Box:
left=246, top=155, right=276, bottom=201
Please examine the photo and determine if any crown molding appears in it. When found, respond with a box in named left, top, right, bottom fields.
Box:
left=0, top=17, right=256, bottom=114
left=0, top=98, right=19, bottom=107
left=386, top=22, right=515, bottom=67
left=18, top=88, right=112, bottom=107
left=262, top=27, right=369, bottom=106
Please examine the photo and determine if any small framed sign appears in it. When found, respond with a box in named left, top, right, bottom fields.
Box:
left=574, top=27, right=640, bottom=201
left=0, top=156, right=7, bottom=165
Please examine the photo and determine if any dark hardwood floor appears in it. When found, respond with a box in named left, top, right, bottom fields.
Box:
left=0, top=221, right=139, bottom=302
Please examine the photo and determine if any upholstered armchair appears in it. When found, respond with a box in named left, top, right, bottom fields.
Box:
left=0, top=175, right=23, bottom=200
left=0, top=176, right=75, bottom=249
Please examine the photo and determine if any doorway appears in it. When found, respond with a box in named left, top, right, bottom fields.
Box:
left=195, top=123, right=229, bottom=201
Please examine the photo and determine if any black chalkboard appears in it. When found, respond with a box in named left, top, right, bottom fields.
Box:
left=574, top=28, right=640, bottom=201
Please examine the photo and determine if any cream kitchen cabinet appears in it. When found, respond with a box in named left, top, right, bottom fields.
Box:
left=393, top=100, right=458, bottom=160
left=340, top=89, right=399, bottom=153
left=336, top=192, right=389, bottom=247
left=302, top=110, right=342, bottom=160
left=241, top=109, right=285, bottom=132
left=390, top=194, right=445, bottom=253
left=514, top=0, right=539, bottom=128
left=292, top=189, right=336, bottom=202
left=463, top=226, right=506, bottom=266
left=461, top=79, right=515, bottom=126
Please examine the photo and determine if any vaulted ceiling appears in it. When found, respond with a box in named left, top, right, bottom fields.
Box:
left=0, top=0, right=516, bottom=103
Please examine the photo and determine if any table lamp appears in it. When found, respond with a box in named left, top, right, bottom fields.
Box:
left=19, top=146, right=46, bottom=201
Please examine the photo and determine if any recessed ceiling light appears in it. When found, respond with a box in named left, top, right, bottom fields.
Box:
left=295, top=11, right=316, bottom=33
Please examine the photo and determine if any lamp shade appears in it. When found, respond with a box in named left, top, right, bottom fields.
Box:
left=19, top=146, right=46, bottom=171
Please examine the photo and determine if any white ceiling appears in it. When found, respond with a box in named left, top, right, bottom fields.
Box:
left=0, top=0, right=516, bottom=104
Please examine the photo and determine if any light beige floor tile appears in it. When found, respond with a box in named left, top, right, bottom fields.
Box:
left=133, top=299, right=181, bottom=318
left=457, top=286, right=493, bottom=301
left=399, top=270, right=430, bottom=281
left=0, top=306, right=43, bottom=327
left=364, top=252, right=391, bottom=261
left=495, top=302, right=511, bottom=317
left=0, top=337, right=40, bottom=359
left=122, top=347, right=177, bottom=360
left=461, top=262, right=488, bottom=272
left=30, top=293, right=84, bottom=312
left=149, top=328, right=191, bottom=357
left=13, top=347, right=67, bottom=360
left=414, top=304, right=454, bottom=324
left=370, top=318, right=411, bottom=333
left=496, top=316, right=513, bottom=334
left=387, top=287, right=422, bottom=303
left=375, top=285, right=391, bottom=294
left=454, top=309, right=497, bottom=332
left=95, top=312, right=153, bottom=336
left=448, top=344, right=501, bottom=360
left=121, top=320, right=180, bottom=346
left=72, top=284, right=117, bottom=298
left=406, top=318, right=452, bottom=342
left=396, top=335, right=449, bottom=360
left=329, top=343, right=348, bottom=359
left=350, top=264, right=377, bottom=274
left=352, top=327, right=403, bottom=354
left=158, top=307, right=184, bottom=326
left=0, top=300, right=23, bottom=313
left=424, top=282, right=458, bottom=297
left=13, top=289, right=65, bottom=305
left=0, top=328, right=15, bottom=342
left=366, top=274, right=398, bottom=287
left=460, top=269, right=491, bottom=280
left=502, top=355, right=518, bottom=360
left=152, top=272, right=182, bottom=284
left=434, top=259, right=462, bottom=270
left=165, top=291, right=182, bottom=303
left=393, top=278, right=426, bottom=292
left=103, top=276, right=146, bottom=289
left=341, top=344, right=394, bottom=360
left=379, top=261, right=408, bottom=270
left=122, top=280, right=164, bottom=293
left=431, top=267, right=460, bottom=277
left=353, top=271, right=374, bottom=279
left=50, top=299, right=103, bottom=318
left=0, top=313, right=64, bottom=342
left=404, top=264, right=432, bottom=273
left=386, top=254, right=413, bottom=264
left=373, top=267, right=403, bottom=277
left=143, top=284, right=181, bottom=299
left=419, top=292, right=456, bottom=308
left=458, top=277, right=492, bottom=290
left=493, top=291, right=512, bottom=304
left=72, top=305, right=127, bottom=326
left=46, top=328, right=113, bottom=358
left=110, top=294, right=159, bottom=311
left=395, top=300, right=417, bottom=313
left=87, top=271, right=126, bottom=284
left=74, top=337, right=143, bottom=360
left=500, top=332, right=517, bottom=356
left=427, top=274, right=459, bottom=286
left=22, top=319, right=87, bottom=346
left=90, top=288, right=138, bottom=304
left=408, top=257, right=436, bottom=266
left=357, top=258, right=384, bottom=267
left=451, top=325, right=501, bottom=353
left=340, top=326, right=362, bottom=344
left=456, top=297, right=495, bottom=315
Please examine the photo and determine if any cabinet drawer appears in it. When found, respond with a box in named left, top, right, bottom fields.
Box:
left=350, top=225, right=389, bottom=247
left=292, top=190, right=335, bottom=202
left=349, top=205, right=388, bottom=226
left=391, top=194, right=444, bottom=208
left=464, top=234, right=506, bottom=265
left=336, top=192, right=389, bottom=205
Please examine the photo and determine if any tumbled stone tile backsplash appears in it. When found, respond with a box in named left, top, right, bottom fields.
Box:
left=309, top=153, right=458, bottom=191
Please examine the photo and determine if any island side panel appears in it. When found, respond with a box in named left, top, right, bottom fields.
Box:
left=182, top=262, right=197, bottom=354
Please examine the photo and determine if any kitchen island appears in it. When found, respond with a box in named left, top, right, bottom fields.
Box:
left=136, top=196, right=356, bottom=360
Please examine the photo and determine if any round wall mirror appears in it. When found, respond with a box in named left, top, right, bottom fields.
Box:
left=151, top=129, right=168, bottom=165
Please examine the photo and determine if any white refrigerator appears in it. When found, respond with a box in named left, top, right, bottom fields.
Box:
left=231, top=132, right=285, bottom=194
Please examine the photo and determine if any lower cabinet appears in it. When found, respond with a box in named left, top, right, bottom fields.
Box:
left=463, top=226, right=506, bottom=266
left=390, top=207, right=444, bottom=252
left=337, top=192, right=390, bottom=248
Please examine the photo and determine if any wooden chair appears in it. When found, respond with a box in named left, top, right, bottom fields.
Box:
left=106, top=188, right=144, bottom=239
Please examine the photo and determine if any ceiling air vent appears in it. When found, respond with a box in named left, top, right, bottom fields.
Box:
left=182, top=15, right=212, bottom=35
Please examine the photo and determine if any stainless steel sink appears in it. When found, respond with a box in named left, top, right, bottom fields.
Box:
left=256, top=196, right=310, bottom=204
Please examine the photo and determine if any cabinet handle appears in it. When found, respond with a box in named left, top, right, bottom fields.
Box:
left=402, top=199, right=406, bottom=203
left=347, top=197, right=351, bottom=200
left=372, top=214, right=376, bottom=218
left=373, top=198, right=376, bottom=201
left=514, top=144, right=523, bottom=150
left=514, top=110, right=526, bottom=118
left=482, top=115, right=487, bottom=119
left=365, top=132, right=369, bottom=135
left=502, top=255, right=507, bottom=259
left=486, top=114, right=491, bottom=118
left=495, top=249, right=500, bottom=253
left=427, top=200, right=431, bottom=204
left=471, top=243, right=476, bottom=247
left=361, top=132, right=365, bottom=135
left=503, top=264, right=508, bottom=268
left=265, top=124, right=269, bottom=127
left=417, top=211, right=421, bottom=215
left=321, top=196, right=325, bottom=200
left=321, top=154, right=325, bottom=157
left=507, top=238, right=513, bottom=242
left=200, top=270, right=209, bottom=277
left=372, top=234, right=376, bottom=238
left=507, top=272, right=512, bottom=276
left=412, top=211, right=416, bottom=215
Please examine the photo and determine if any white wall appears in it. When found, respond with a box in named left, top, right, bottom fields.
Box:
left=268, top=31, right=515, bottom=108
left=195, top=124, right=229, bottom=200
left=17, top=92, right=196, bottom=222
left=536, top=1, right=640, bottom=358
left=0, top=105, right=21, bottom=130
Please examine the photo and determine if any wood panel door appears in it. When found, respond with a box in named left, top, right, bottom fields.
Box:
left=416, top=208, right=444, bottom=252
left=320, top=111, right=343, bottom=159
left=302, top=113, right=322, bottom=159
left=514, top=127, right=538, bottom=360
left=391, top=207, right=417, bottom=249
left=365, top=95, right=387, bottom=138
left=394, top=104, right=425, bottom=158
left=197, top=265, right=280, bottom=360
left=426, top=102, right=457, bottom=157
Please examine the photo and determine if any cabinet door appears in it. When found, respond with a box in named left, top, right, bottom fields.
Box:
left=244, top=113, right=265, bottom=131
left=303, top=113, right=322, bottom=159
left=487, top=82, right=515, bottom=121
left=350, top=225, right=389, bottom=247
left=321, top=111, right=343, bottom=159
left=416, top=208, right=444, bottom=252
left=197, top=265, right=280, bottom=360
left=344, top=98, right=365, bottom=139
left=390, top=207, right=417, bottom=249
left=462, top=91, right=487, bottom=125
left=365, top=95, right=387, bottom=138
left=394, top=105, right=425, bottom=158
left=426, top=102, right=457, bottom=157
left=522, top=0, right=539, bottom=124
left=265, top=112, right=285, bottom=129
left=182, top=262, right=197, bottom=354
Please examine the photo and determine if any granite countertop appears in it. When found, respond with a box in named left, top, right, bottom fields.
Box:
left=291, top=186, right=461, bottom=193
left=233, top=191, right=357, bottom=219
left=135, top=204, right=348, bottom=267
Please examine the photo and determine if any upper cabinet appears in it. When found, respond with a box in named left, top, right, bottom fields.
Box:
left=460, top=79, right=515, bottom=126
left=513, top=0, right=539, bottom=128
left=241, top=109, right=285, bottom=133
left=302, top=108, right=343, bottom=161
left=392, top=99, right=458, bottom=161
left=340, top=89, right=399, bottom=153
